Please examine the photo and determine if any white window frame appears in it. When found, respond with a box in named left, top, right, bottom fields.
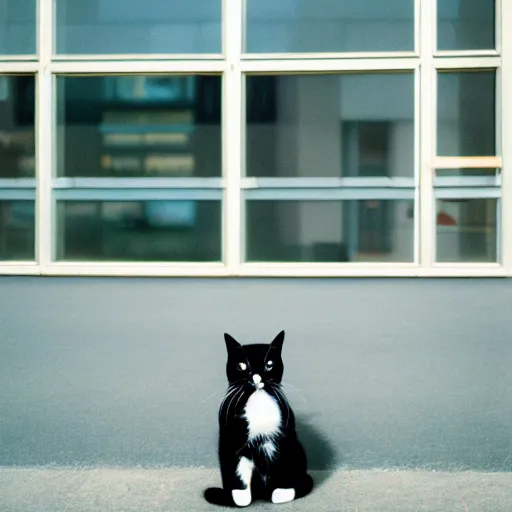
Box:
left=0, top=0, right=509, bottom=277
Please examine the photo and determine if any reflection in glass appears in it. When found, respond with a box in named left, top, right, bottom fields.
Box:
left=436, top=198, right=497, bottom=263
left=0, top=0, right=36, bottom=54
left=0, top=76, right=35, bottom=178
left=246, top=74, right=414, bottom=178
left=246, top=0, right=414, bottom=53
left=438, top=0, right=494, bottom=51
left=246, top=200, right=414, bottom=262
left=437, top=71, right=495, bottom=157
left=0, top=201, right=34, bottom=260
left=56, top=0, right=221, bottom=54
left=57, top=75, right=221, bottom=178
left=436, top=168, right=499, bottom=178
left=56, top=200, right=221, bottom=262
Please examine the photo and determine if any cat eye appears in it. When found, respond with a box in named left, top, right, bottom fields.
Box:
left=237, top=362, right=247, bottom=372
left=265, top=360, right=274, bottom=371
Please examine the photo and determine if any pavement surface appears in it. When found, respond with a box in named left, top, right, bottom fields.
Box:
left=1, top=468, right=511, bottom=511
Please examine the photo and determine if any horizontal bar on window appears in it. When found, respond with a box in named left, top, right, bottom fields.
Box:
left=0, top=189, right=35, bottom=200
left=49, top=61, right=227, bottom=74
left=53, top=178, right=224, bottom=189
left=53, top=188, right=222, bottom=201
left=434, top=176, right=501, bottom=187
left=435, top=188, right=501, bottom=199
left=240, top=58, right=419, bottom=73
left=244, top=188, right=414, bottom=200
left=434, top=57, right=501, bottom=69
left=0, top=179, right=37, bottom=188
left=242, top=177, right=415, bottom=189
left=434, top=50, right=500, bottom=58
left=433, top=156, right=502, bottom=169
left=242, top=51, right=417, bottom=61
left=0, top=62, right=39, bottom=73
left=52, top=54, right=224, bottom=61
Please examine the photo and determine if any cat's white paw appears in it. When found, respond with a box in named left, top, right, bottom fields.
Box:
left=232, top=489, right=252, bottom=507
left=271, top=488, right=296, bottom=504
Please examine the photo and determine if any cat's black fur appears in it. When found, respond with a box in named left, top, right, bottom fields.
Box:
left=204, top=331, right=313, bottom=507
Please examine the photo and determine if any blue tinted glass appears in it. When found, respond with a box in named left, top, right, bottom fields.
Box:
left=0, top=0, right=36, bottom=54
left=246, top=0, right=414, bottom=53
left=438, top=0, right=494, bottom=51
left=56, top=0, right=221, bottom=54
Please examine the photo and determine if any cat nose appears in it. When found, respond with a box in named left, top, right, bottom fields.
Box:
left=253, top=374, right=262, bottom=384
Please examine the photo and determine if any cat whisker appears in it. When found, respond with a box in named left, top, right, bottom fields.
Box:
left=274, top=386, right=291, bottom=428
left=225, top=387, right=244, bottom=427
left=218, top=385, right=242, bottom=422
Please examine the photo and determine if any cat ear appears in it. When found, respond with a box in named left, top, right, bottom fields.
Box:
left=270, top=330, right=285, bottom=353
left=224, top=333, right=242, bottom=352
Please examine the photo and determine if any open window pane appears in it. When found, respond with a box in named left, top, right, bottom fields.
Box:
left=56, top=200, right=221, bottom=262
left=438, top=0, right=495, bottom=51
left=57, top=75, right=221, bottom=178
left=0, top=0, right=36, bottom=54
left=0, top=200, right=35, bottom=260
left=0, top=76, right=35, bottom=179
left=246, top=0, right=414, bottom=53
left=246, top=73, right=414, bottom=179
left=246, top=199, right=414, bottom=263
left=436, top=198, right=497, bottom=263
left=437, top=71, right=496, bottom=157
left=56, top=0, right=221, bottom=54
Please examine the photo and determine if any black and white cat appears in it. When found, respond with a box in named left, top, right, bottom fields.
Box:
left=204, top=331, right=313, bottom=507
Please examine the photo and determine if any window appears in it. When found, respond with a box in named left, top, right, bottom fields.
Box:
left=0, top=0, right=510, bottom=277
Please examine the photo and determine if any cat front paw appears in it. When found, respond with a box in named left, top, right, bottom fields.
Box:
left=232, top=488, right=252, bottom=507
left=271, top=488, right=296, bottom=504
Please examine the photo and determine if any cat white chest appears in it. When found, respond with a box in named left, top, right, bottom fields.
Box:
left=243, top=389, right=282, bottom=440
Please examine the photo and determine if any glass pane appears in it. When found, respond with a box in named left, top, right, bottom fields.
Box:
left=56, top=200, right=221, bottom=262
left=0, top=200, right=35, bottom=260
left=436, top=168, right=499, bottom=177
left=246, top=73, right=414, bottom=178
left=437, top=71, right=495, bottom=157
left=246, top=0, right=414, bottom=53
left=57, top=75, right=221, bottom=178
left=246, top=199, right=414, bottom=262
left=56, top=0, right=221, bottom=54
left=436, top=198, right=497, bottom=263
left=438, top=0, right=494, bottom=51
left=0, top=76, right=35, bottom=178
left=0, top=0, right=36, bottom=54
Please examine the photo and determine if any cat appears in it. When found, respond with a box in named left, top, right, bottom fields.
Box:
left=204, top=330, right=313, bottom=507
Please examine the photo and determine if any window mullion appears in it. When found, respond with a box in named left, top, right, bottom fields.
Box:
left=501, top=0, right=512, bottom=275
left=419, top=0, right=436, bottom=270
left=36, top=0, right=54, bottom=271
left=224, top=0, right=243, bottom=273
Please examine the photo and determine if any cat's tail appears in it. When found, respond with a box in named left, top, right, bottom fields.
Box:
left=295, top=473, right=314, bottom=500
left=204, top=487, right=236, bottom=507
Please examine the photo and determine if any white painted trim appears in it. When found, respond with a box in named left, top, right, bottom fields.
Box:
left=224, top=0, right=243, bottom=272
left=241, top=177, right=415, bottom=189
left=48, top=61, right=227, bottom=74
left=0, top=179, right=37, bottom=188
left=434, top=176, right=501, bottom=187
left=53, top=189, right=222, bottom=201
left=52, top=178, right=224, bottom=189
left=501, top=0, right=512, bottom=273
left=433, top=156, right=502, bottom=169
left=433, top=57, right=501, bottom=69
left=240, top=59, right=419, bottom=73
left=35, top=0, right=53, bottom=270
left=435, top=188, right=501, bottom=199
left=0, top=263, right=508, bottom=278
left=52, top=54, right=224, bottom=61
left=241, top=52, right=417, bottom=61
left=244, top=188, right=415, bottom=201
left=434, top=51, right=500, bottom=58
left=0, top=62, right=39, bottom=72
left=419, top=0, right=436, bottom=268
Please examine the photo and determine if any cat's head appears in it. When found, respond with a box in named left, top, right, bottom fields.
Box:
left=223, top=331, right=285, bottom=389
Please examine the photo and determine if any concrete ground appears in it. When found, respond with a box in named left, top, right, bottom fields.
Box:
left=1, top=468, right=511, bottom=512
